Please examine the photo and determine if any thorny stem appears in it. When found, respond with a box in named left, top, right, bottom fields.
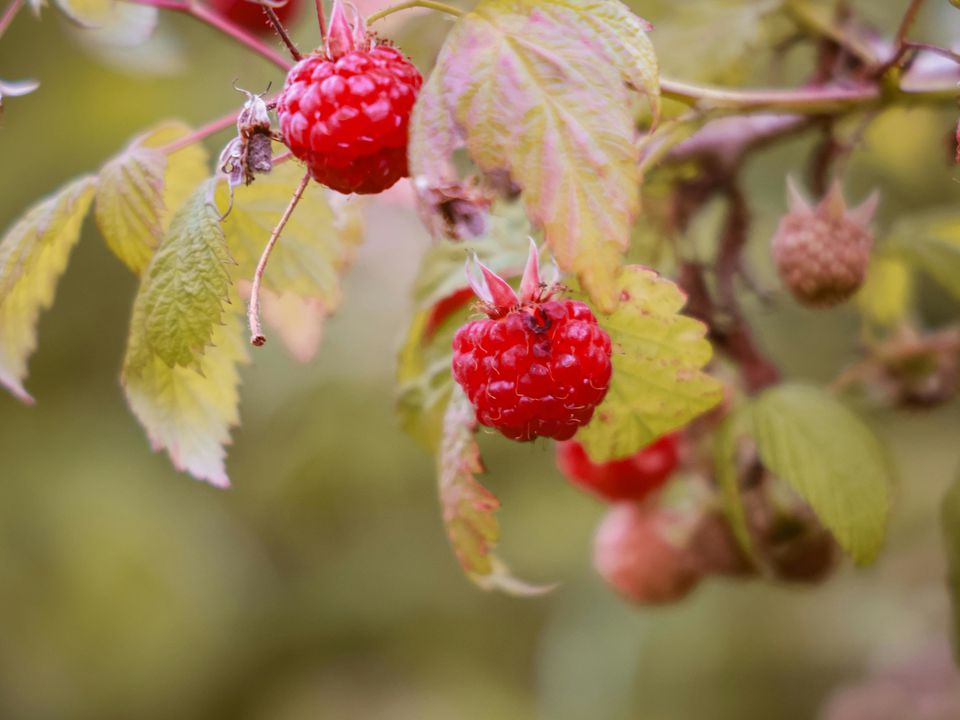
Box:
left=121, top=0, right=293, bottom=71
left=262, top=4, right=302, bottom=61
left=248, top=171, right=311, bottom=346
left=367, top=0, right=462, bottom=25
left=0, top=0, right=24, bottom=40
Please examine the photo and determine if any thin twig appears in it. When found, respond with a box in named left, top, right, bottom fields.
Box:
left=367, top=0, right=462, bottom=24
left=248, top=171, right=311, bottom=346
left=262, top=4, right=302, bottom=60
left=0, top=0, right=24, bottom=39
left=872, top=0, right=927, bottom=77
left=904, top=41, right=960, bottom=66
left=120, top=0, right=293, bottom=71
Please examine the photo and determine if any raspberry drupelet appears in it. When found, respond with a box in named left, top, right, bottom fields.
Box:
left=451, top=243, right=613, bottom=442
left=276, top=0, right=422, bottom=194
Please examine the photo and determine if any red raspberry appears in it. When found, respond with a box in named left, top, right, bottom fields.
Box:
left=593, top=503, right=703, bottom=606
left=209, top=0, right=301, bottom=35
left=277, top=45, right=422, bottom=194
left=451, top=243, right=612, bottom=442
left=556, top=433, right=680, bottom=502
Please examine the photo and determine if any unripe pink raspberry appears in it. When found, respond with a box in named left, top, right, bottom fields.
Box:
left=593, top=503, right=702, bottom=605
left=771, top=179, right=879, bottom=307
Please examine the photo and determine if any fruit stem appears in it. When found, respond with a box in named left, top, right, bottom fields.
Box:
left=262, top=4, right=302, bottom=61
left=367, top=0, right=462, bottom=25
left=0, top=0, right=24, bottom=40
left=120, top=0, right=294, bottom=72
left=314, top=0, right=326, bottom=40
left=248, top=171, right=311, bottom=347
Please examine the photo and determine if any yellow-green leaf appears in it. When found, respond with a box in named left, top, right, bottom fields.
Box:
left=125, top=182, right=233, bottom=372
left=410, top=0, right=658, bottom=311
left=96, top=122, right=209, bottom=274
left=855, top=251, right=913, bottom=327
left=124, top=310, right=247, bottom=487
left=439, top=387, right=552, bottom=594
left=218, top=163, right=363, bottom=361
left=749, top=383, right=893, bottom=565
left=575, top=265, right=723, bottom=461
left=0, top=176, right=96, bottom=403
left=887, top=213, right=960, bottom=300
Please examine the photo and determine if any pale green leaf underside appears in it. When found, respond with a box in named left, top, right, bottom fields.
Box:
left=0, top=175, right=96, bottom=403
left=96, top=121, right=209, bottom=275
left=749, top=383, right=892, bottom=565
left=55, top=0, right=157, bottom=42
left=125, top=182, right=233, bottom=371
left=124, top=310, right=247, bottom=487
left=411, top=0, right=658, bottom=312
left=887, top=215, right=960, bottom=300
left=575, top=265, right=723, bottom=461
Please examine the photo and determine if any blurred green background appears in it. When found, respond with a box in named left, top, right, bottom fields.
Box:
left=2, top=1, right=960, bottom=718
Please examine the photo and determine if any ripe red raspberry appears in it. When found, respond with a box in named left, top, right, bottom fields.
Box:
left=209, top=0, right=301, bottom=35
left=593, top=503, right=703, bottom=605
left=556, top=433, right=680, bottom=502
left=772, top=179, right=878, bottom=307
left=451, top=243, right=612, bottom=442
left=276, top=3, right=422, bottom=195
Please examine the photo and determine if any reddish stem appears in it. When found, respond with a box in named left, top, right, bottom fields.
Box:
left=315, top=0, right=326, bottom=40
left=121, top=0, right=293, bottom=71
left=0, top=0, right=24, bottom=39
left=262, top=4, right=302, bottom=60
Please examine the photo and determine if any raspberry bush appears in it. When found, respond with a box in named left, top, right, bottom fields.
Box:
left=4, top=0, right=960, bottom=668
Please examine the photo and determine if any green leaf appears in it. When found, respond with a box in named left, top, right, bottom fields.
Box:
left=887, top=214, right=960, bottom=300
left=0, top=176, right=96, bottom=403
left=645, top=0, right=786, bottom=85
left=749, top=383, right=892, bottom=565
left=941, top=472, right=960, bottom=662
left=712, top=408, right=756, bottom=561
left=125, top=182, right=233, bottom=372
left=217, top=163, right=363, bottom=361
left=410, top=0, right=659, bottom=312
left=124, top=310, right=247, bottom=487
left=574, top=265, right=723, bottom=461
left=438, top=387, right=552, bottom=594
left=855, top=252, right=913, bottom=327
left=95, top=122, right=209, bottom=274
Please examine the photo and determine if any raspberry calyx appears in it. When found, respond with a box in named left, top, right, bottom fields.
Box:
left=451, top=242, right=613, bottom=442
left=276, top=0, right=423, bottom=194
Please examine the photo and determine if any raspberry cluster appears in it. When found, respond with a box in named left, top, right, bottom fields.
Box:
left=277, top=47, right=421, bottom=194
